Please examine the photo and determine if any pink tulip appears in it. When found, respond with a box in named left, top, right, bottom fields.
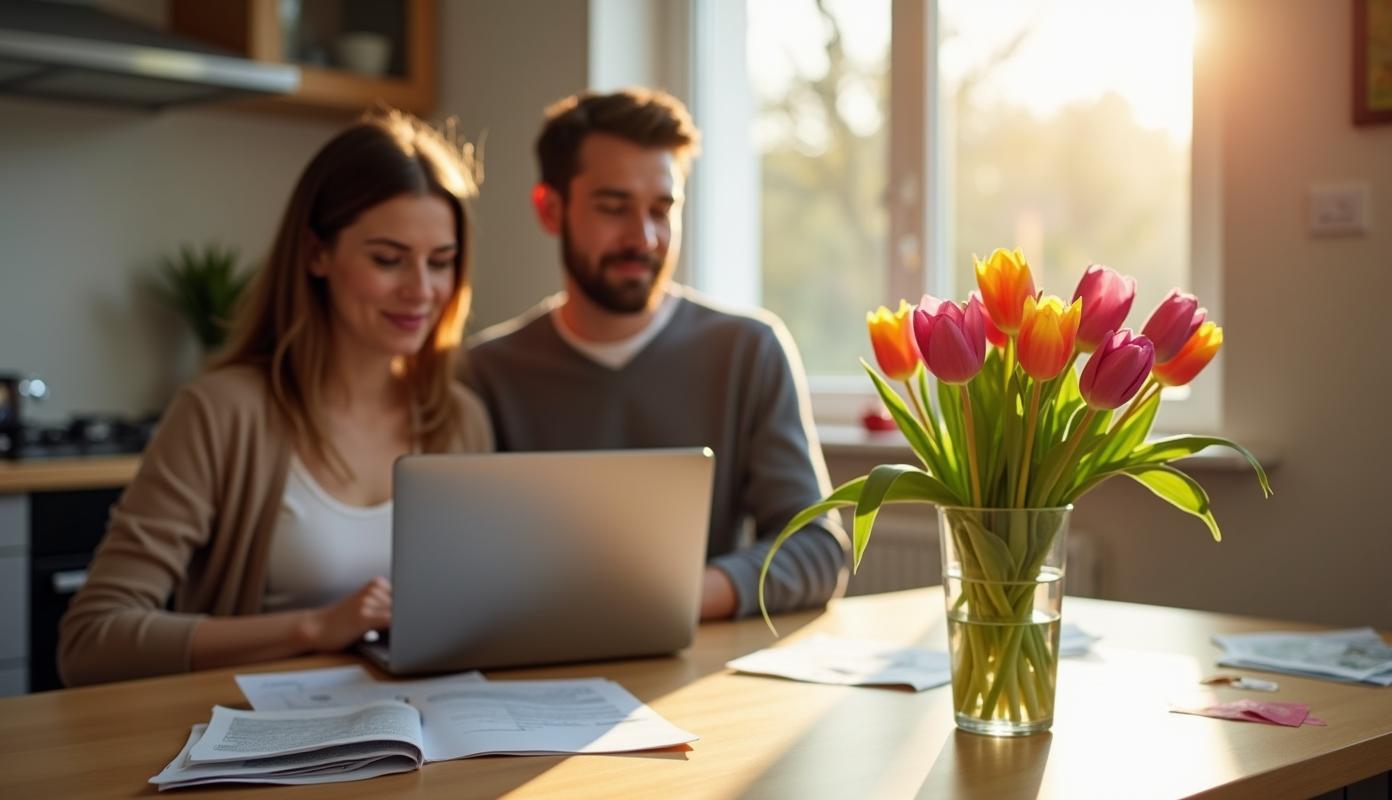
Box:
left=912, top=294, right=987, bottom=384
left=1079, top=330, right=1155, bottom=410
left=1142, top=289, right=1207, bottom=364
left=1072, top=265, right=1136, bottom=353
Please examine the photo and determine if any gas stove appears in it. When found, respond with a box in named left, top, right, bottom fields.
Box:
left=0, top=414, right=157, bottom=460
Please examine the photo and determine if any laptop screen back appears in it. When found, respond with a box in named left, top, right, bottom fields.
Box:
left=388, top=448, right=714, bottom=674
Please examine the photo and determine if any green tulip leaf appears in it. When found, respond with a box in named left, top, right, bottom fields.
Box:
left=853, top=465, right=961, bottom=572
left=1122, top=464, right=1223, bottom=542
left=1092, top=388, right=1160, bottom=468
left=861, top=360, right=942, bottom=474
left=1122, top=435, right=1272, bottom=498
left=936, top=377, right=970, bottom=497
left=757, top=476, right=866, bottom=633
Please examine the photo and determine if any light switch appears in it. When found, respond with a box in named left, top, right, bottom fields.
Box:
left=1308, top=182, right=1370, bottom=237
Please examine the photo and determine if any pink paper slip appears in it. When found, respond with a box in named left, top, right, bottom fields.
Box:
left=1170, top=699, right=1327, bottom=727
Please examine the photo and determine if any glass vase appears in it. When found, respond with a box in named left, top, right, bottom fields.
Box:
left=938, top=505, right=1070, bottom=736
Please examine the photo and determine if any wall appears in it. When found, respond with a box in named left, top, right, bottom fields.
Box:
left=0, top=101, right=340, bottom=418
left=438, top=0, right=590, bottom=332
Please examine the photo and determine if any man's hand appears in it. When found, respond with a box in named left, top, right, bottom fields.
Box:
left=699, top=566, right=737, bottom=621
left=300, top=577, right=393, bottom=653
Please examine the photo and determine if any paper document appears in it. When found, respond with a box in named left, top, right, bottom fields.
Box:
left=236, top=665, right=486, bottom=711
left=415, top=679, right=697, bottom=760
left=728, top=625, right=1098, bottom=691
left=1214, top=628, right=1392, bottom=686
left=151, top=702, right=423, bottom=791
left=193, top=701, right=423, bottom=762
left=727, top=634, right=952, bottom=691
left=1058, top=623, right=1100, bottom=657
left=154, top=675, right=696, bottom=790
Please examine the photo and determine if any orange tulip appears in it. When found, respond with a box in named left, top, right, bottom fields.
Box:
left=1153, top=321, right=1222, bottom=386
left=866, top=300, right=920, bottom=381
left=974, top=247, right=1037, bottom=335
left=1017, top=294, right=1082, bottom=380
left=972, top=290, right=1008, bottom=347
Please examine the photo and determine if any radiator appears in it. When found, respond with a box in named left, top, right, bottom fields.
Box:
left=842, top=509, right=1102, bottom=598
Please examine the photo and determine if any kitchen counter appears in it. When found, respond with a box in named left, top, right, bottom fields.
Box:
left=0, top=455, right=139, bottom=494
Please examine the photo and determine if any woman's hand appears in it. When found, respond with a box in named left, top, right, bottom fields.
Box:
left=301, top=577, right=393, bottom=653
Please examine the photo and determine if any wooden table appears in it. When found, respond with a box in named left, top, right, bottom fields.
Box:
left=1, top=589, right=1388, bottom=799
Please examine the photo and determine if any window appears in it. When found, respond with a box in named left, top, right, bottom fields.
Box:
left=686, top=0, right=1217, bottom=431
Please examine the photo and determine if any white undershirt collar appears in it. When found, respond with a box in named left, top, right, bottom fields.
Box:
left=550, top=286, right=680, bottom=370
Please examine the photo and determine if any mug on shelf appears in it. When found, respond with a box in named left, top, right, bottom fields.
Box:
left=333, top=32, right=392, bottom=77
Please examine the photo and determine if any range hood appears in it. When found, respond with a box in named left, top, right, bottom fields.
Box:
left=0, top=1, right=298, bottom=110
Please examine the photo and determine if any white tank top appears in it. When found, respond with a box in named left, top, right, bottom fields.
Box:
left=262, top=455, right=392, bottom=612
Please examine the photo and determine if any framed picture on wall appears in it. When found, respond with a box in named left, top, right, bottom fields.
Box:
left=1355, top=0, right=1392, bottom=124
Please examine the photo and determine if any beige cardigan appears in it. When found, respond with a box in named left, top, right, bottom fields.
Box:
left=58, top=365, right=494, bottom=687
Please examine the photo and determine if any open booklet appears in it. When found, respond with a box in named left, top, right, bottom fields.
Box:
left=152, top=678, right=697, bottom=790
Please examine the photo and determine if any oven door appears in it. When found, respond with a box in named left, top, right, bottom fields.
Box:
left=28, top=554, right=88, bottom=692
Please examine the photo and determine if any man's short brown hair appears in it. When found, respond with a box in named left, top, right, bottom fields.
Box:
left=535, top=88, right=701, bottom=194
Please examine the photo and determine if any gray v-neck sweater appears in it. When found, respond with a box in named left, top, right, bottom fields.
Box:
left=463, top=286, right=849, bottom=617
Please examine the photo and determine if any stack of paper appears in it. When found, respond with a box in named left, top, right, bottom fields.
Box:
left=1214, top=628, right=1392, bottom=686
left=726, top=624, right=1099, bottom=691
left=151, top=702, right=425, bottom=790
left=152, top=668, right=697, bottom=790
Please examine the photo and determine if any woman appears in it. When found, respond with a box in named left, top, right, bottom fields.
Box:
left=59, top=111, right=492, bottom=686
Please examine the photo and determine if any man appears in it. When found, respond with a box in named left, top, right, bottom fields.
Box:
left=464, top=88, right=848, bottom=620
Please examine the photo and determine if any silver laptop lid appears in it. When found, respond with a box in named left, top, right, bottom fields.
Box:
left=389, top=448, right=714, bottom=674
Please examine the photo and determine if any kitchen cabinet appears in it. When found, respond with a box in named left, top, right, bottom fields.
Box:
left=0, top=495, right=27, bottom=696
left=170, top=0, right=436, bottom=115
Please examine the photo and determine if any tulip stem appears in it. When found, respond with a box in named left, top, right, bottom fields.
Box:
left=1004, top=337, right=1015, bottom=393
left=1110, top=377, right=1160, bottom=434
left=960, top=385, right=983, bottom=506
left=903, top=378, right=934, bottom=443
left=1034, top=407, right=1097, bottom=506
left=1015, top=381, right=1043, bottom=507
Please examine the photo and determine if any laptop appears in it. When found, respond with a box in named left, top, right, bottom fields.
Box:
left=362, top=448, right=715, bottom=675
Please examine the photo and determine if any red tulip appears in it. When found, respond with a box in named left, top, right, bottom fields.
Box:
left=1079, top=330, right=1155, bottom=410
left=912, top=294, right=987, bottom=384
left=1142, top=289, right=1207, bottom=364
left=1072, top=265, right=1136, bottom=353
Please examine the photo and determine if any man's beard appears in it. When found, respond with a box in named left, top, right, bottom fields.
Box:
left=561, top=224, right=665, bottom=314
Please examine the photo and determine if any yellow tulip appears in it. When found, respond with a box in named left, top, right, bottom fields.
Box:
left=1017, top=294, right=1082, bottom=380
left=866, top=300, right=920, bottom=381
left=974, top=247, right=1037, bottom=335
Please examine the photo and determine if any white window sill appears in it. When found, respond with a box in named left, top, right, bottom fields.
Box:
left=816, top=423, right=1279, bottom=472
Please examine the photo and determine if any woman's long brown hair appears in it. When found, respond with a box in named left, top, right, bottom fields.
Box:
left=215, top=110, right=479, bottom=477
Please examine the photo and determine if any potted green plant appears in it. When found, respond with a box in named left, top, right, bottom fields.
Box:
left=152, top=243, right=251, bottom=353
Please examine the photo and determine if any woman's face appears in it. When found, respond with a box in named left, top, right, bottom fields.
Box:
left=311, top=193, right=458, bottom=360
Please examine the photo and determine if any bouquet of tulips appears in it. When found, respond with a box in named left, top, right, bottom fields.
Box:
left=758, top=247, right=1271, bottom=733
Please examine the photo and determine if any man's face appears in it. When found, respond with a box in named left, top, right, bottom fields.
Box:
left=557, top=133, right=684, bottom=314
